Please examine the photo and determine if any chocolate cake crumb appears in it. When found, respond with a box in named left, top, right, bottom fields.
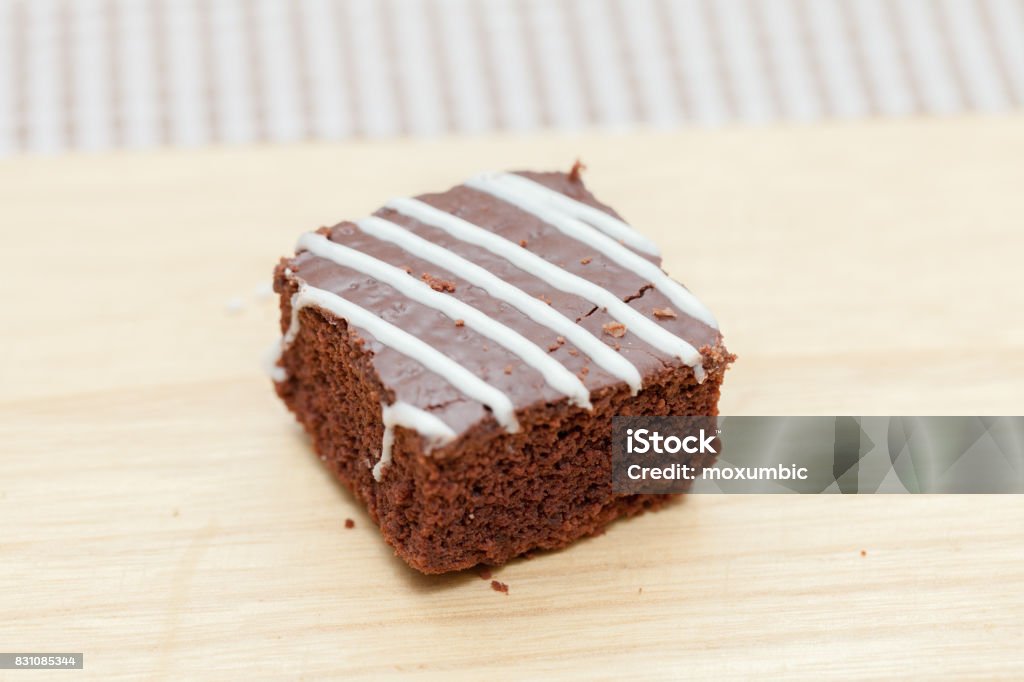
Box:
left=344, top=518, right=355, bottom=529
left=556, top=336, right=566, bottom=344
left=519, top=239, right=528, bottom=248
left=860, top=550, right=867, bottom=557
left=490, top=580, right=509, bottom=594
left=569, top=159, right=587, bottom=182
left=478, top=567, right=493, bottom=580
left=504, top=365, right=513, bottom=375
left=422, top=273, right=456, bottom=293
left=603, top=321, right=627, bottom=338
left=403, top=265, right=413, bottom=274
left=568, top=348, right=579, bottom=356
left=653, top=307, right=677, bottom=319
left=580, top=257, right=592, bottom=265
left=454, top=319, right=464, bottom=327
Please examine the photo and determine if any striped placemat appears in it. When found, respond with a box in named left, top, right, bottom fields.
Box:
left=2, top=0, right=1023, bottom=156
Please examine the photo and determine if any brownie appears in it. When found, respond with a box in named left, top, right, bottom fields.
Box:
left=269, top=166, right=733, bottom=573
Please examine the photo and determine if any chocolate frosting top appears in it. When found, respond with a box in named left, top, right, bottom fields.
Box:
left=287, top=170, right=720, bottom=435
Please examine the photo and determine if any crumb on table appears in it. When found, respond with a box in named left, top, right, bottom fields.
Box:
left=490, top=580, right=509, bottom=594
left=344, top=518, right=355, bottom=529
left=224, top=297, right=245, bottom=315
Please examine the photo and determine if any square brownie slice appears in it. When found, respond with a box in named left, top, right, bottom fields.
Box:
left=270, top=167, right=733, bottom=573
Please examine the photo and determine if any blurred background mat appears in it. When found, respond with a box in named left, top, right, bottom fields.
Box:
left=3, top=0, right=1024, bottom=155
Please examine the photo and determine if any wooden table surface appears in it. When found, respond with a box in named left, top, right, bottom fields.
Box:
left=2, top=117, right=1023, bottom=680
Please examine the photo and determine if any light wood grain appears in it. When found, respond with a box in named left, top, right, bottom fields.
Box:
left=2, top=117, right=1023, bottom=680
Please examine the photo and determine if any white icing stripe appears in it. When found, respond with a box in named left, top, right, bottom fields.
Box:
left=263, top=339, right=288, bottom=382
left=497, top=172, right=662, bottom=257
left=357, top=216, right=644, bottom=394
left=466, top=173, right=720, bottom=330
left=373, top=401, right=456, bottom=481
left=386, top=197, right=706, bottom=382
left=285, top=282, right=520, bottom=432
left=296, top=233, right=593, bottom=410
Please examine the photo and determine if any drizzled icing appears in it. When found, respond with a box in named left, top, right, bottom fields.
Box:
left=373, top=401, right=456, bottom=482
left=466, top=173, right=719, bottom=330
left=272, top=173, right=717, bottom=480
left=386, top=197, right=706, bottom=379
left=357, top=215, right=643, bottom=394
left=284, top=282, right=520, bottom=433
left=297, top=232, right=592, bottom=409
left=263, top=338, right=287, bottom=383
left=484, top=172, right=663, bottom=257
